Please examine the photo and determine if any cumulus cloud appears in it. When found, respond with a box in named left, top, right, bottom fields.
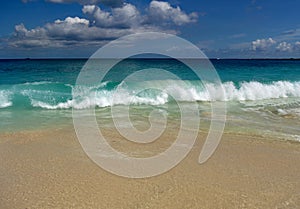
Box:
left=54, top=16, right=89, bottom=25
left=8, top=1, right=198, bottom=49
left=10, top=17, right=132, bottom=48
left=147, top=0, right=198, bottom=25
left=276, top=42, right=292, bottom=52
left=82, top=3, right=140, bottom=28
left=251, top=38, right=276, bottom=51
left=249, top=36, right=300, bottom=57
left=82, top=1, right=198, bottom=28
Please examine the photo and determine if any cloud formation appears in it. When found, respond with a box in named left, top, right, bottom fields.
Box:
left=276, top=42, right=292, bottom=52
left=8, top=1, right=198, bottom=48
left=251, top=37, right=299, bottom=53
left=295, top=41, right=300, bottom=49
left=10, top=17, right=135, bottom=48
left=147, top=0, right=198, bottom=25
left=82, top=4, right=140, bottom=28
left=250, top=36, right=300, bottom=57
left=251, top=38, right=276, bottom=51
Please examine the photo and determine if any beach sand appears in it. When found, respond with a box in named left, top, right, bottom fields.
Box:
left=0, top=127, right=300, bottom=209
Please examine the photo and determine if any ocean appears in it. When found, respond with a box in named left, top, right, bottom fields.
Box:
left=0, top=59, right=300, bottom=141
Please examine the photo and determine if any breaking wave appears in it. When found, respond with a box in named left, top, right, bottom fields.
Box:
left=0, top=90, right=12, bottom=108
left=0, top=80, right=300, bottom=109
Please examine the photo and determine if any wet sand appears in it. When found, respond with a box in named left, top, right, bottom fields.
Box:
left=0, top=127, right=300, bottom=209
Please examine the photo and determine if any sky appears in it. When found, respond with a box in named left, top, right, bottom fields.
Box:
left=0, top=0, right=300, bottom=58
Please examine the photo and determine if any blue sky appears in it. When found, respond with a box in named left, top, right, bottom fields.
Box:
left=0, top=0, right=300, bottom=58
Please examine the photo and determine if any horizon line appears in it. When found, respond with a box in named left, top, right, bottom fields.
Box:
left=0, top=57, right=300, bottom=60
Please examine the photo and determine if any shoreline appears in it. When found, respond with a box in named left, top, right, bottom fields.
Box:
left=1, top=127, right=299, bottom=208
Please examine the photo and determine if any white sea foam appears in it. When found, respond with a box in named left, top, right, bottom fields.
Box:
left=130, top=80, right=300, bottom=102
left=0, top=90, right=12, bottom=108
left=22, top=81, right=56, bottom=85
left=31, top=89, right=169, bottom=109
left=221, top=81, right=300, bottom=101
left=6, top=80, right=300, bottom=109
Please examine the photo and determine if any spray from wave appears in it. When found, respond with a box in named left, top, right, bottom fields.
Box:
left=0, top=80, right=300, bottom=109
left=0, top=90, right=12, bottom=108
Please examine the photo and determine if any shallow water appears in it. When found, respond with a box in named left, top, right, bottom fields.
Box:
left=0, top=59, right=299, bottom=141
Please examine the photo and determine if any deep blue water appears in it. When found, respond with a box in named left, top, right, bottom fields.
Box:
left=1, top=59, right=300, bottom=85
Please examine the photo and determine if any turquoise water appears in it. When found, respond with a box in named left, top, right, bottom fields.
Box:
left=0, top=59, right=300, bottom=141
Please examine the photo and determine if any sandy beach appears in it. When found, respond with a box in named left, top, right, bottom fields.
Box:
left=1, top=0, right=300, bottom=208
left=1, top=127, right=299, bottom=209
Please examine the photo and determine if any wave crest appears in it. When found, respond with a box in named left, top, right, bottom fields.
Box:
left=221, top=81, right=300, bottom=101
left=1, top=80, right=300, bottom=109
left=0, top=90, right=12, bottom=108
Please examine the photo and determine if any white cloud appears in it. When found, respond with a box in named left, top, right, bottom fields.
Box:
left=276, top=42, right=292, bottom=52
left=83, top=3, right=140, bottom=28
left=9, top=1, right=198, bottom=49
left=54, top=16, right=89, bottom=25
left=10, top=17, right=131, bottom=48
left=44, top=16, right=123, bottom=41
left=9, top=16, right=174, bottom=48
left=251, top=37, right=300, bottom=53
left=251, top=38, right=276, bottom=51
left=295, top=41, right=300, bottom=49
left=83, top=1, right=198, bottom=28
left=147, top=1, right=198, bottom=25
left=14, top=24, right=47, bottom=40
left=246, top=36, right=300, bottom=57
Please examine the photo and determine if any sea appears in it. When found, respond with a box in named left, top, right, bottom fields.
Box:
left=0, top=59, right=300, bottom=142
